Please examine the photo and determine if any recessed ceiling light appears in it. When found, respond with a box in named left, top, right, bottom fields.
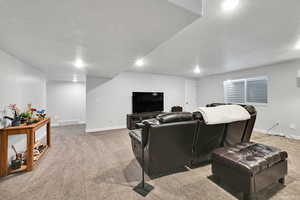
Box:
left=135, top=58, right=145, bottom=67
left=73, top=58, right=85, bottom=68
left=222, top=0, right=239, bottom=12
left=295, top=40, right=300, bottom=50
left=194, top=65, right=201, bottom=74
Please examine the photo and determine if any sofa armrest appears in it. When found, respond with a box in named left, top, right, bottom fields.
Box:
left=136, top=122, right=145, bottom=129
left=129, top=129, right=142, bottom=143
left=142, top=118, right=160, bottom=126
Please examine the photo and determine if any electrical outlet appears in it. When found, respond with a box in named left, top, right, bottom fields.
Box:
left=289, top=123, right=296, bottom=130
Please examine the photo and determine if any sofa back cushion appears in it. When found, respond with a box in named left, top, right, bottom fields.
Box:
left=223, top=121, right=248, bottom=146
left=205, top=103, right=257, bottom=147
left=156, top=112, right=193, bottom=124
left=147, top=120, right=198, bottom=175
left=193, top=122, right=226, bottom=163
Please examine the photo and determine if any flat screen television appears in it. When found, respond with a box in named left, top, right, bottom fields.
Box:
left=132, top=92, right=164, bottom=113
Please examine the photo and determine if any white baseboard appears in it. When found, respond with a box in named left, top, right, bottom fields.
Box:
left=86, top=126, right=126, bottom=133
left=254, top=128, right=284, bottom=136
left=254, top=128, right=300, bottom=140
left=51, top=120, right=85, bottom=127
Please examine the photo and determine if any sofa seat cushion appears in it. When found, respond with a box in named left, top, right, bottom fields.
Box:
left=212, top=142, right=288, bottom=175
left=156, top=112, right=193, bottom=123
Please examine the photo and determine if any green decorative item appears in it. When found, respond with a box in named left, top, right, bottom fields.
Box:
left=20, top=112, right=32, bottom=124
left=4, top=104, right=44, bottom=126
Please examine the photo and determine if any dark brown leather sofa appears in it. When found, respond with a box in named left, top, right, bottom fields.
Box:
left=129, top=104, right=257, bottom=177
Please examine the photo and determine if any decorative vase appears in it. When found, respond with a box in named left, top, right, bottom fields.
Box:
left=11, top=120, right=21, bottom=127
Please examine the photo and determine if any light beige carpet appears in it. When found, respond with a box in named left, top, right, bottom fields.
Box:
left=0, top=125, right=299, bottom=200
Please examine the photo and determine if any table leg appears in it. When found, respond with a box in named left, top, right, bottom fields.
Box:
left=47, top=120, right=51, bottom=147
left=0, top=132, right=8, bottom=177
left=26, top=130, right=34, bottom=171
left=33, top=131, right=36, bottom=145
left=0, top=132, right=2, bottom=177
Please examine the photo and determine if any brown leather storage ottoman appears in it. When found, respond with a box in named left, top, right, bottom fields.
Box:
left=211, top=142, right=288, bottom=200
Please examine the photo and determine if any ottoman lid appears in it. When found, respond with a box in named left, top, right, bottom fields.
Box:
left=212, top=142, right=288, bottom=175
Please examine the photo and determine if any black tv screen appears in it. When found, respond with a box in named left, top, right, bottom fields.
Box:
left=132, top=92, right=164, bottom=113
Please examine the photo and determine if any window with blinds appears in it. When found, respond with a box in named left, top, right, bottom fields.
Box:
left=223, top=77, right=268, bottom=104
left=224, top=79, right=245, bottom=104
left=246, top=78, right=268, bottom=103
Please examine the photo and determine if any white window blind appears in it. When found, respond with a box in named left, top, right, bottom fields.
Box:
left=224, top=76, right=268, bottom=104
left=224, top=79, right=245, bottom=104
left=246, top=78, right=268, bottom=104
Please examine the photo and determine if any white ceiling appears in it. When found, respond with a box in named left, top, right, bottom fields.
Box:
left=133, top=0, right=300, bottom=77
left=168, top=0, right=203, bottom=15
left=0, top=0, right=199, bottom=80
left=0, top=0, right=300, bottom=80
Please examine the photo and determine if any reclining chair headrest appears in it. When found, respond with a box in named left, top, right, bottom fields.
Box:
left=240, top=105, right=256, bottom=115
left=192, top=111, right=204, bottom=120
left=206, top=103, right=230, bottom=107
left=206, top=103, right=256, bottom=115
left=156, top=112, right=193, bottom=124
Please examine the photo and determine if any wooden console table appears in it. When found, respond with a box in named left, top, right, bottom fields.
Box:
left=0, top=118, right=51, bottom=177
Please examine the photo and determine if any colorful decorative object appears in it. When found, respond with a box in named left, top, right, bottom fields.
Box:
left=10, top=145, right=24, bottom=170
left=4, top=104, right=47, bottom=127
left=8, top=104, right=21, bottom=116
left=36, top=110, right=46, bottom=120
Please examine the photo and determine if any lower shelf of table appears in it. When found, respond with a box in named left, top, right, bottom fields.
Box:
left=33, top=145, right=48, bottom=166
left=8, top=165, right=27, bottom=174
left=8, top=145, right=49, bottom=175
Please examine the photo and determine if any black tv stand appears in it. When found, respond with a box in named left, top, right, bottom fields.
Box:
left=127, top=112, right=163, bottom=130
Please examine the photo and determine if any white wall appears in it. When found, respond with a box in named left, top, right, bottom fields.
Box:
left=86, top=76, right=111, bottom=93
left=185, top=79, right=198, bottom=111
left=86, top=72, right=197, bottom=132
left=47, top=81, right=86, bottom=126
left=0, top=49, right=47, bottom=161
left=197, top=59, right=300, bottom=139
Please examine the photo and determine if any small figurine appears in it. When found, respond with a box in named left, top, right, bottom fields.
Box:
left=36, top=110, right=46, bottom=119
left=10, top=145, right=23, bottom=170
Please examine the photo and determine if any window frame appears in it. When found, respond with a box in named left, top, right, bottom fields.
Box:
left=223, top=76, right=268, bottom=105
